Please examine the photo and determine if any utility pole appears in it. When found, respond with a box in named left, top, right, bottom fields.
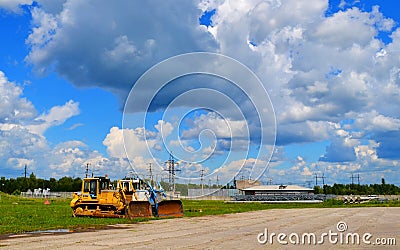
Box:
left=24, top=164, right=27, bottom=179
left=314, top=173, right=326, bottom=186
left=216, top=175, right=219, bottom=187
left=314, top=173, right=318, bottom=186
left=350, top=173, right=360, bottom=186
left=321, top=173, right=326, bottom=186
left=148, top=163, right=154, bottom=186
left=164, top=153, right=180, bottom=193
left=200, top=169, right=205, bottom=195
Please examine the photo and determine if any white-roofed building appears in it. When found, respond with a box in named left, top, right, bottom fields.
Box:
left=240, top=185, right=314, bottom=196
left=234, top=184, right=319, bottom=202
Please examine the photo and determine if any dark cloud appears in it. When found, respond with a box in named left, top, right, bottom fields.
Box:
left=319, top=139, right=357, bottom=162
left=26, top=0, right=218, bottom=104
left=276, top=121, right=330, bottom=146
left=376, top=131, right=400, bottom=159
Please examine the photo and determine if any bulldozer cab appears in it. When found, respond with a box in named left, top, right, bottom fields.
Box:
left=82, top=176, right=110, bottom=198
left=118, top=180, right=134, bottom=192
left=118, top=179, right=144, bottom=192
left=83, top=179, right=97, bottom=197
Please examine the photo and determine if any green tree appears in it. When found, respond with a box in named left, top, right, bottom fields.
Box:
left=0, top=177, right=5, bottom=192
left=314, top=185, right=323, bottom=194
left=28, top=172, right=38, bottom=191
left=55, top=176, right=74, bottom=191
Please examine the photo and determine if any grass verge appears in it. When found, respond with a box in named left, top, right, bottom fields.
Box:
left=1, top=192, right=399, bottom=234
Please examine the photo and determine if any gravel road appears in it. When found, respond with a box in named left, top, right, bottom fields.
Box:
left=1, top=207, right=399, bottom=249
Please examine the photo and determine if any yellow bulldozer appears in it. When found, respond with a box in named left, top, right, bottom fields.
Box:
left=70, top=175, right=183, bottom=218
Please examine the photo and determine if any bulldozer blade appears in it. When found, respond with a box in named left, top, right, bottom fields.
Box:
left=127, top=201, right=153, bottom=218
left=157, top=200, right=184, bottom=218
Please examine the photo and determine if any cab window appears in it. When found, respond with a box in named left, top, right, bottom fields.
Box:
left=90, top=180, right=97, bottom=194
left=84, top=181, right=90, bottom=192
left=100, top=180, right=109, bottom=190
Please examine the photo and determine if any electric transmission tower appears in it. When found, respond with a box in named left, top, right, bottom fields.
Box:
left=164, top=153, right=180, bottom=193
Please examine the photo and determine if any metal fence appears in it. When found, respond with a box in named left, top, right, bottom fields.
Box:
left=234, top=194, right=336, bottom=201
left=188, top=188, right=238, bottom=198
left=20, top=191, right=73, bottom=199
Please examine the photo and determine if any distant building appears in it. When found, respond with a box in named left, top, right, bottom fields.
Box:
left=240, top=185, right=314, bottom=196
left=234, top=185, right=317, bottom=202
left=234, top=179, right=261, bottom=190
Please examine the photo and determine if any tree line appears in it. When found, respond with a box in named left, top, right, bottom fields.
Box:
left=313, top=179, right=400, bottom=195
left=0, top=173, right=82, bottom=195
left=1, top=174, right=399, bottom=196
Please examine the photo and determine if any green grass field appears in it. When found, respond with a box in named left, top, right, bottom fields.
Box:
left=0, top=192, right=399, bottom=235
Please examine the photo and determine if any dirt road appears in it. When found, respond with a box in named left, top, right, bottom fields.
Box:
left=1, top=207, right=399, bottom=249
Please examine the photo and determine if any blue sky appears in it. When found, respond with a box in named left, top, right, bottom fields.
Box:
left=1, top=0, right=400, bottom=186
